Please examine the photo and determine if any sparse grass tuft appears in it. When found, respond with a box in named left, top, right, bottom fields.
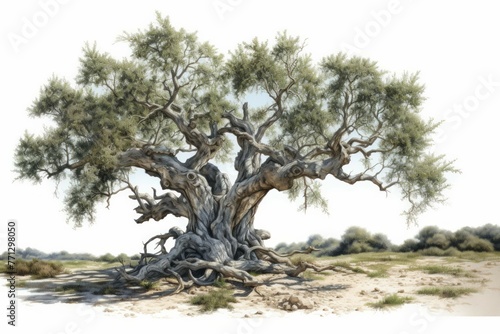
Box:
left=453, top=251, right=500, bottom=262
left=213, top=278, right=228, bottom=288
left=367, top=269, right=389, bottom=278
left=369, top=294, right=413, bottom=309
left=417, top=286, right=477, bottom=298
left=348, top=252, right=421, bottom=264
left=190, top=289, right=237, bottom=312
left=302, top=271, right=330, bottom=280
left=139, top=280, right=160, bottom=291
left=411, top=265, right=475, bottom=278
left=290, top=254, right=317, bottom=265
left=332, top=261, right=366, bottom=274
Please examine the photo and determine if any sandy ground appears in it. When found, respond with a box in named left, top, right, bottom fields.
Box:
left=5, top=255, right=500, bottom=333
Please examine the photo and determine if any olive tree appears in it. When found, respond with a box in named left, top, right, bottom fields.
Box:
left=14, top=15, right=456, bottom=290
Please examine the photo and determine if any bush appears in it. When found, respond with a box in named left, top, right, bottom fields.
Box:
left=416, top=226, right=441, bottom=243
left=342, top=227, right=371, bottom=245
left=97, top=253, right=116, bottom=262
left=333, top=226, right=390, bottom=255
left=190, top=289, right=237, bottom=312
left=15, top=261, right=31, bottom=275
left=369, top=294, right=413, bottom=309
left=474, top=224, right=500, bottom=250
left=458, top=237, right=494, bottom=252
left=139, top=280, right=160, bottom=291
left=398, top=239, right=419, bottom=252
left=426, top=233, right=451, bottom=249
left=130, top=254, right=141, bottom=261
left=419, top=247, right=445, bottom=256
left=369, top=233, right=393, bottom=251
left=115, top=253, right=130, bottom=263
left=443, top=247, right=461, bottom=257
left=346, top=241, right=373, bottom=254
left=12, top=259, right=65, bottom=278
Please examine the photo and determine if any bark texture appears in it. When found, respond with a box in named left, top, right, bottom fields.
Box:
left=114, top=104, right=353, bottom=291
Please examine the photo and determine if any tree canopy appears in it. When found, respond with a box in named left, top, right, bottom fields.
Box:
left=14, top=14, right=457, bottom=288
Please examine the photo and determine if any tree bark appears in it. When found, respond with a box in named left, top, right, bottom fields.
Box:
left=116, top=142, right=352, bottom=291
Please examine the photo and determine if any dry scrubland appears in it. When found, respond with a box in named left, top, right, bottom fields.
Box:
left=6, top=251, right=500, bottom=317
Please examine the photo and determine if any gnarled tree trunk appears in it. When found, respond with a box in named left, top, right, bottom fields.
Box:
left=115, top=115, right=349, bottom=290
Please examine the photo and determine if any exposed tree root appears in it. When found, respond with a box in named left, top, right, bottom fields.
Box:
left=116, top=233, right=356, bottom=294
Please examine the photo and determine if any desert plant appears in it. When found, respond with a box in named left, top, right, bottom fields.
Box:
left=367, top=268, right=389, bottom=278
left=411, top=265, right=475, bottom=278
left=302, top=271, right=330, bottom=280
left=139, top=280, right=160, bottom=291
left=190, top=289, right=237, bottom=312
left=417, top=286, right=477, bottom=298
left=369, top=294, right=413, bottom=309
left=331, top=261, right=367, bottom=274
left=9, top=259, right=65, bottom=278
left=419, top=247, right=445, bottom=256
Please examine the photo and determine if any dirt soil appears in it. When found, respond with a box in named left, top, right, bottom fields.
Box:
left=14, top=255, right=500, bottom=320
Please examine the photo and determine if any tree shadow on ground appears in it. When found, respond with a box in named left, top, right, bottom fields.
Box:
left=16, top=266, right=351, bottom=308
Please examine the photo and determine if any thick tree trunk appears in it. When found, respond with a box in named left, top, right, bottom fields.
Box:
left=116, top=147, right=341, bottom=290
left=115, top=102, right=352, bottom=291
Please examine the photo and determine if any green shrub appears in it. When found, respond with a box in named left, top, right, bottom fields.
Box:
left=443, top=247, right=461, bottom=257
left=346, top=241, right=373, bottom=254
left=419, top=247, right=445, bottom=256
left=190, top=289, right=237, bottom=312
left=367, top=268, right=389, bottom=278
left=398, top=239, right=419, bottom=252
left=426, top=233, right=451, bottom=249
left=97, top=253, right=116, bottom=262
left=369, top=294, right=413, bottom=309
left=459, top=237, right=494, bottom=252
